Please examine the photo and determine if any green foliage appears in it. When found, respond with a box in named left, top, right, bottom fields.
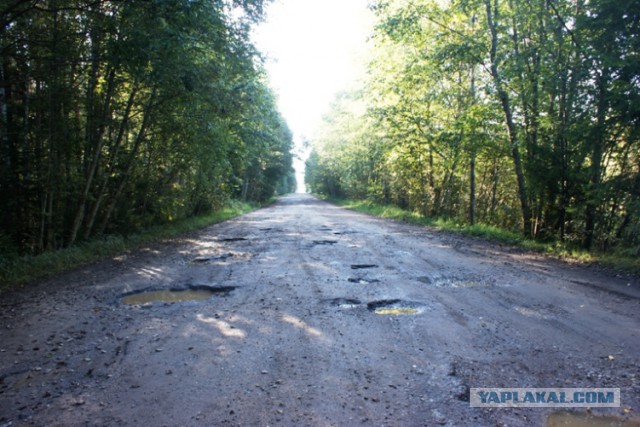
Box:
left=330, top=197, right=639, bottom=274
left=307, top=0, right=640, bottom=255
left=0, top=0, right=294, bottom=256
left=0, top=201, right=258, bottom=288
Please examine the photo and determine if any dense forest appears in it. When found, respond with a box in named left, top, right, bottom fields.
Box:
left=0, top=0, right=295, bottom=257
left=306, top=0, right=639, bottom=253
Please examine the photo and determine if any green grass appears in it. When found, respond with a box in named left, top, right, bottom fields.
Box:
left=0, top=200, right=258, bottom=289
left=327, top=197, right=640, bottom=275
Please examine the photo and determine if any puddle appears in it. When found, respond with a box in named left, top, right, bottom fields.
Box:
left=367, top=299, right=427, bottom=315
left=121, top=286, right=235, bottom=305
left=348, top=277, right=380, bottom=284
left=351, top=264, right=379, bottom=270
left=547, top=411, right=640, bottom=427
left=326, top=298, right=362, bottom=308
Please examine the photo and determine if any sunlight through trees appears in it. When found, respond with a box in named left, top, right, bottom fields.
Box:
left=306, top=0, right=640, bottom=253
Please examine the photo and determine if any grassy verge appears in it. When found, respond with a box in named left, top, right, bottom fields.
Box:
left=0, top=200, right=259, bottom=289
left=327, top=197, right=640, bottom=275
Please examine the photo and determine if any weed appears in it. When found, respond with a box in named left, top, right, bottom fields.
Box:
left=0, top=201, right=258, bottom=289
left=328, top=197, right=639, bottom=275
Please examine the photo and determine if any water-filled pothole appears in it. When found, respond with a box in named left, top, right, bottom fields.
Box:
left=121, top=286, right=235, bottom=305
left=547, top=411, right=640, bottom=427
left=367, top=299, right=427, bottom=315
left=348, top=277, right=380, bottom=284
left=325, top=298, right=362, bottom=308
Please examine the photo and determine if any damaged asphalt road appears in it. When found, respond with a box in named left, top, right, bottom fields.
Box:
left=1, top=194, right=639, bottom=426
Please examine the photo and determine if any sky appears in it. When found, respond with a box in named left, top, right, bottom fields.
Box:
left=252, top=0, right=374, bottom=191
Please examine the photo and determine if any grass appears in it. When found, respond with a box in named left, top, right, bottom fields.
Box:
left=327, top=197, right=640, bottom=275
left=0, top=200, right=259, bottom=289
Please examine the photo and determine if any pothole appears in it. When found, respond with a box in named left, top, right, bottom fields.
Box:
left=427, top=277, right=487, bottom=288
left=442, top=280, right=483, bottom=288
left=351, top=264, right=379, bottom=270
left=348, top=277, right=380, bottom=284
left=121, top=285, right=236, bottom=305
left=367, top=299, right=427, bottom=315
left=325, top=298, right=362, bottom=308
left=514, top=304, right=566, bottom=320
left=514, top=306, right=547, bottom=319
left=219, top=237, right=247, bottom=242
left=191, top=253, right=234, bottom=264
left=547, top=411, right=640, bottom=427
left=312, top=240, right=338, bottom=246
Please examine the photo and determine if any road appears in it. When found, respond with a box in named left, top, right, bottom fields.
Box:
left=1, top=194, right=639, bottom=426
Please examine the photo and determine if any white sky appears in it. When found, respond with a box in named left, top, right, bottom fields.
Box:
left=252, top=0, right=374, bottom=191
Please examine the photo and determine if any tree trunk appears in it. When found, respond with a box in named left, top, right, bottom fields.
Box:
left=67, top=60, right=119, bottom=246
left=583, top=72, right=608, bottom=249
left=469, top=152, right=476, bottom=225
left=491, top=164, right=499, bottom=219
left=97, top=89, right=156, bottom=235
left=616, top=164, right=640, bottom=240
left=83, top=84, right=138, bottom=239
left=484, top=0, right=532, bottom=238
left=469, top=57, right=476, bottom=226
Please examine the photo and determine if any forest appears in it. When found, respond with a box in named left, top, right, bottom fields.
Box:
left=306, top=0, right=640, bottom=254
left=0, top=0, right=295, bottom=257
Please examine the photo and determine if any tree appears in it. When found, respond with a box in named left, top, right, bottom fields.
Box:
left=0, top=0, right=294, bottom=256
left=308, top=0, right=640, bottom=252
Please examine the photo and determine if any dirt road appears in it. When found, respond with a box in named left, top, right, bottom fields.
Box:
left=1, top=194, right=639, bottom=426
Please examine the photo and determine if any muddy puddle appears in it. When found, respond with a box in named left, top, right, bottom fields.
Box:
left=367, top=299, right=427, bottom=315
left=121, top=286, right=235, bottom=305
left=547, top=411, right=640, bottom=427
left=348, top=277, right=380, bottom=284
left=326, top=298, right=362, bottom=308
